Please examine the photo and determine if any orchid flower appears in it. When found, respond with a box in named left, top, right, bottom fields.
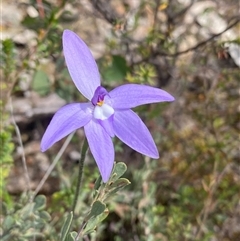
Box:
left=41, top=30, right=175, bottom=182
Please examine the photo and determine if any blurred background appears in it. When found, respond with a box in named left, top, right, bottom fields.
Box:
left=1, top=0, right=240, bottom=240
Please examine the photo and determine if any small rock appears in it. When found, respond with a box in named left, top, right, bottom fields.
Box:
left=69, top=150, right=81, bottom=161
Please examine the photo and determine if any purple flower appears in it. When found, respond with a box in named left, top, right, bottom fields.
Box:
left=41, top=30, right=175, bottom=182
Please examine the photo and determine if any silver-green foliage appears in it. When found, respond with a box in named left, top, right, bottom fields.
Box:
left=1, top=195, right=51, bottom=241
left=60, top=162, right=130, bottom=241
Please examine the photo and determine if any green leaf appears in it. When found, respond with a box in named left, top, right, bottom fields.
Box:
left=87, top=200, right=106, bottom=219
left=23, top=231, right=44, bottom=238
left=34, top=195, right=46, bottom=211
left=32, top=70, right=50, bottom=96
left=110, top=162, right=127, bottom=182
left=99, top=55, right=129, bottom=84
left=2, top=215, right=15, bottom=230
left=94, top=176, right=102, bottom=190
left=105, top=178, right=131, bottom=200
left=1, top=233, right=12, bottom=241
left=20, top=203, right=35, bottom=220
left=83, top=209, right=109, bottom=235
left=109, top=178, right=131, bottom=190
left=2, top=38, right=15, bottom=76
left=213, top=117, right=225, bottom=129
left=60, top=212, right=73, bottom=241
left=1, top=202, right=8, bottom=216
left=66, top=231, right=78, bottom=241
left=39, top=211, right=51, bottom=221
left=21, top=16, right=44, bottom=30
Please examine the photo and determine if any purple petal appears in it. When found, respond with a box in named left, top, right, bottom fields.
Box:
left=98, top=115, right=115, bottom=137
left=113, top=110, right=159, bottom=158
left=91, top=86, right=108, bottom=105
left=41, top=103, right=92, bottom=151
left=84, top=120, right=114, bottom=182
left=63, top=30, right=100, bottom=100
left=109, top=84, right=175, bottom=109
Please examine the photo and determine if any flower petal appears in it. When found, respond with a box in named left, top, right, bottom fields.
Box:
left=109, top=84, right=175, bottom=109
left=63, top=30, right=100, bottom=100
left=98, top=115, right=115, bottom=137
left=84, top=120, right=114, bottom=182
left=113, top=110, right=159, bottom=158
left=91, top=86, right=108, bottom=105
left=41, top=103, right=93, bottom=151
left=93, top=103, right=114, bottom=120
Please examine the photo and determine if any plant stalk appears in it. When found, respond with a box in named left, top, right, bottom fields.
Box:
left=72, top=138, right=89, bottom=215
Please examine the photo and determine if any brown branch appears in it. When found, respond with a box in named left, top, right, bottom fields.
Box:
left=36, top=0, right=45, bottom=19
left=165, top=17, right=239, bottom=57
left=91, top=0, right=119, bottom=25
left=166, top=0, right=195, bottom=24
left=133, top=17, right=240, bottom=65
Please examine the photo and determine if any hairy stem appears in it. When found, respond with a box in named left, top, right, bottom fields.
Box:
left=72, top=138, right=89, bottom=215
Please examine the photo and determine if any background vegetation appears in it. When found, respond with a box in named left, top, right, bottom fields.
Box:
left=1, top=0, right=239, bottom=240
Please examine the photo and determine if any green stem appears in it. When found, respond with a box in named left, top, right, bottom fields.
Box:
left=72, top=138, right=89, bottom=215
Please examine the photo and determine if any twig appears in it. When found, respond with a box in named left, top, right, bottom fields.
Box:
left=91, top=0, right=119, bottom=24
left=36, top=0, right=45, bottom=19
left=196, top=163, right=232, bottom=238
left=31, top=131, right=76, bottom=201
left=9, top=97, right=31, bottom=193
left=167, top=0, right=195, bottom=24
left=134, top=17, right=240, bottom=64
left=74, top=220, right=87, bottom=241
left=166, top=18, right=239, bottom=56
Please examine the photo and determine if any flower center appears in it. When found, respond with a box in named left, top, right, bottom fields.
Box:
left=91, top=86, right=108, bottom=106
left=97, top=100, right=104, bottom=106
left=91, top=86, right=114, bottom=120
